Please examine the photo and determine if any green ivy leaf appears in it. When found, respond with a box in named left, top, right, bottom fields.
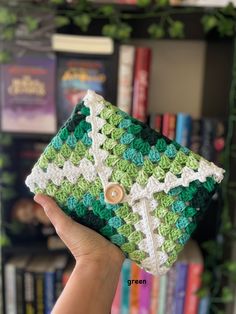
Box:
left=73, top=14, right=91, bottom=32
left=201, top=271, right=212, bottom=285
left=24, top=16, right=39, bottom=32
left=0, top=234, right=11, bottom=247
left=2, top=27, right=15, bottom=40
left=168, top=21, right=184, bottom=38
left=137, top=0, right=151, bottom=7
left=116, top=23, right=132, bottom=40
left=0, top=50, right=11, bottom=63
left=99, top=5, right=115, bottom=16
left=221, top=287, right=234, bottom=303
left=55, top=16, right=70, bottom=27
left=148, top=23, right=165, bottom=38
left=156, top=0, right=169, bottom=6
left=0, top=7, right=17, bottom=25
left=221, top=2, right=236, bottom=17
left=50, top=0, right=65, bottom=4
left=102, top=24, right=118, bottom=38
left=196, top=287, right=209, bottom=298
left=201, top=15, right=218, bottom=32
left=224, top=261, right=236, bottom=273
left=217, top=17, right=235, bottom=37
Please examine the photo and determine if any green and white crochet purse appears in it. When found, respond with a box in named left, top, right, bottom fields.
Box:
left=26, top=90, right=224, bottom=275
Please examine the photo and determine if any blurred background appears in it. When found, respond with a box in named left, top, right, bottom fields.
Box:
left=0, top=0, right=236, bottom=313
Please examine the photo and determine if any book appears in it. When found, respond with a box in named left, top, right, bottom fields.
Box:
left=111, top=276, right=121, bottom=314
left=132, top=47, right=152, bottom=123
left=157, top=274, right=168, bottom=314
left=52, top=34, right=114, bottom=55
left=139, top=270, right=152, bottom=314
left=4, top=255, right=31, bottom=314
left=173, top=260, right=188, bottom=314
left=165, top=265, right=177, bottom=314
left=149, top=114, right=162, bottom=133
left=116, top=45, right=135, bottom=114
left=198, top=296, right=210, bottom=314
left=150, top=275, right=159, bottom=314
left=162, top=113, right=176, bottom=140
left=57, top=55, right=108, bottom=124
left=120, top=259, right=131, bottom=314
left=52, top=254, right=69, bottom=300
left=130, top=263, right=141, bottom=314
left=0, top=54, right=57, bottom=134
left=184, top=241, right=204, bottom=314
left=190, top=119, right=202, bottom=154
left=200, top=118, right=216, bottom=161
left=175, top=113, right=192, bottom=146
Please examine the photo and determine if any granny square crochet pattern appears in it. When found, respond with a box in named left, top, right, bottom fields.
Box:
left=26, top=90, right=225, bottom=275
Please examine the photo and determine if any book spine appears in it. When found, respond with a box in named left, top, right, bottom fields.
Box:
left=24, top=271, right=35, bottom=314
left=176, top=113, right=192, bottom=146
left=130, top=263, right=141, bottom=314
left=190, top=119, right=202, bottom=154
left=117, top=45, right=135, bottom=114
left=132, top=47, right=151, bottom=122
left=200, top=118, right=215, bottom=161
left=198, top=296, right=210, bottom=314
left=162, top=113, right=170, bottom=137
left=55, top=268, right=64, bottom=300
left=150, top=276, right=159, bottom=314
left=162, top=113, right=176, bottom=139
left=184, top=263, right=204, bottom=314
left=111, top=276, right=121, bottom=314
left=16, top=268, right=25, bottom=314
left=5, top=264, right=16, bottom=314
left=139, top=270, right=152, bottom=314
left=173, top=262, right=188, bottom=314
left=166, top=266, right=177, bottom=314
left=34, top=273, right=44, bottom=314
left=158, top=274, right=168, bottom=314
left=121, top=259, right=131, bottom=314
left=44, top=271, right=55, bottom=314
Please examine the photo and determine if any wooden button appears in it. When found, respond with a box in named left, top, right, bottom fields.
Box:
left=105, top=183, right=124, bottom=204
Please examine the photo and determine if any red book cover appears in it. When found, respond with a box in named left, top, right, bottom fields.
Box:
left=162, top=113, right=176, bottom=139
left=132, top=47, right=151, bottom=122
left=184, top=263, right=203, bottom=314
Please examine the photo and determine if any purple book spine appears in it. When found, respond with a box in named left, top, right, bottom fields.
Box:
left=139, top=270, right=152, bottom=314
left=173, top=262, right=188, bottom=314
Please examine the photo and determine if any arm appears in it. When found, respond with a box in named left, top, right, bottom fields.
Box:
left=34, top=194, right=125, bottom=314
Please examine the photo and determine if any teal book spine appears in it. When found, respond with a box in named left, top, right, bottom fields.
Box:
left=121, top=259, right=131, bottom=314
left=157, top=274, right=168, bottom=314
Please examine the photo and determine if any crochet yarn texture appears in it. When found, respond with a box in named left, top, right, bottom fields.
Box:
left=26, top=90, right=225, bottom=276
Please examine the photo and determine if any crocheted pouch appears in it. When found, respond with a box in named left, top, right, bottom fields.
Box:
left=26, top=90, right=225, bottom=275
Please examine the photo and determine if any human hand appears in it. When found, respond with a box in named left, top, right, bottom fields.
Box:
left=34, top=194, right=125, bottom=268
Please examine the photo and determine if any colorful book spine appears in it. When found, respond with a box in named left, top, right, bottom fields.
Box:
left=149, top=114, right=162, bottom=133
left=198, top=296, right=210, bottom=314
left=157, top=274, right=168, bottom=314
left=5, top=263, right=16, bottom=314
left=173, top=262, right=188, bottom=314
left=139, top=270, right=152, bottom=314
left=24, top=271, right=35, bottom=314
left=166, top=266, right=177, bottom=314
left=150, top=276, right=159, bottom=314
left=162, top=113, right=176, bottom=139
left=190, top=119, right=202, bottom=154
left=44, top=270, right=55, bottom=314
left=130, top=263, right=141, bottom=314
left=121, top=259, right=131, bottom=314
left=117, top=45, right=135, bottom=114
left=184, top=263, right=204, bottom=314
left=200, top=118, right=215, bottom=161
left=132, top=47, right=152, bottom=122
left=175, top=113, right=192, bottom=146
left=34, top=273, right=44, bottom=314
left=111, top=276, right=121, bottom=314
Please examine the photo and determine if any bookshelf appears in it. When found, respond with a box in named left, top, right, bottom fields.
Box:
left=0, top=3, right=235, bottom=314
